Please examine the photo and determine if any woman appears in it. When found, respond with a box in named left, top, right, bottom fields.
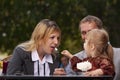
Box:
left=7, top=19, right=61, bottom=76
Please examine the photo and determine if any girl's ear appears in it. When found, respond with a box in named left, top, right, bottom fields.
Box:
left=90, top=43, right=95, bottom=50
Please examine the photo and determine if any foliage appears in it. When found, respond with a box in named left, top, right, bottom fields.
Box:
left=0, top=0, right=120, bottom=55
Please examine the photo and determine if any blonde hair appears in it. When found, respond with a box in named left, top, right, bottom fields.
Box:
left=86, top=29, right=113, bottom=61
left=19, top=19, right=61, bottom=52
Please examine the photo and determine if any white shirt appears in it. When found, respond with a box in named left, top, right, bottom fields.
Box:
left=32, top=50, right=53, bottom=76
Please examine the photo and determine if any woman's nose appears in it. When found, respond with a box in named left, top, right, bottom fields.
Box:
left=54, top=38, right=58, bottom=44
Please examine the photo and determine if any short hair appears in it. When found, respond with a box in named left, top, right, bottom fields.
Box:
left=80, top=15, right=103, bottom=29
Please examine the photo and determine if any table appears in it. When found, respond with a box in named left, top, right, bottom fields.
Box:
left=0, top=75, right=113, bottom=80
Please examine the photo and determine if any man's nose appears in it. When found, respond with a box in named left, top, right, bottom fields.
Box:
left=82, top=34, right=86, bottom=42
left=84, top=34, right=87, bottom=40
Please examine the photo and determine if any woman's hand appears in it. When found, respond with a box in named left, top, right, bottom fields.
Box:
left=53, top=68, right=66, bottom=75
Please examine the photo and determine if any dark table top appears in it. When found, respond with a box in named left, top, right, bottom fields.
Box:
left=0, top=75, right=113, bottom=80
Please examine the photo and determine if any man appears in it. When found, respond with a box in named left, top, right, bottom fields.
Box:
left=54, top=15, right=120, bottom=80
left=74, top=15, right=103, bottom=59
left=76, top=15, right=120, bottom=80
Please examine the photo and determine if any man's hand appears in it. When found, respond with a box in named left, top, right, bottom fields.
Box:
left=53, top=68, right=66, bottom=75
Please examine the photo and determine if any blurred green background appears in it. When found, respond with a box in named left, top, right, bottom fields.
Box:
left=0, top=0, right=120, bottom=55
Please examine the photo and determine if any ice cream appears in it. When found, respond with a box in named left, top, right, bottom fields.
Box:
left=77, top=61, right=92, bottom=71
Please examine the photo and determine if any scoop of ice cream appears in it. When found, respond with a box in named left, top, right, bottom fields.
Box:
left=77, top=61, right=92, bottom=71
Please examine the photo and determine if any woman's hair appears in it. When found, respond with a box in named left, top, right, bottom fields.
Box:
left=19, top=19, right=61, bottom=52
left=86, top=29, right=113, bottom=61
left=80, top=15, right=103, bottom=29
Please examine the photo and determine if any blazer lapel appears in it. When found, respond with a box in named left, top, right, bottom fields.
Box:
left=24, top=53, right=34, bottom=75
left=25, top=61, right=34, bottom=75
left=48, top=63, right=54, bottom=75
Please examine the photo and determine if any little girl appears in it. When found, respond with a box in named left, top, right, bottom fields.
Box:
left=61, top=29, right=114, bottom=76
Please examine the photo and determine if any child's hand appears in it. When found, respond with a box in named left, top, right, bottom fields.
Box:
left=61, top=50, right=73, bottom=58
left=84, top=69, right=103, bottom=76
